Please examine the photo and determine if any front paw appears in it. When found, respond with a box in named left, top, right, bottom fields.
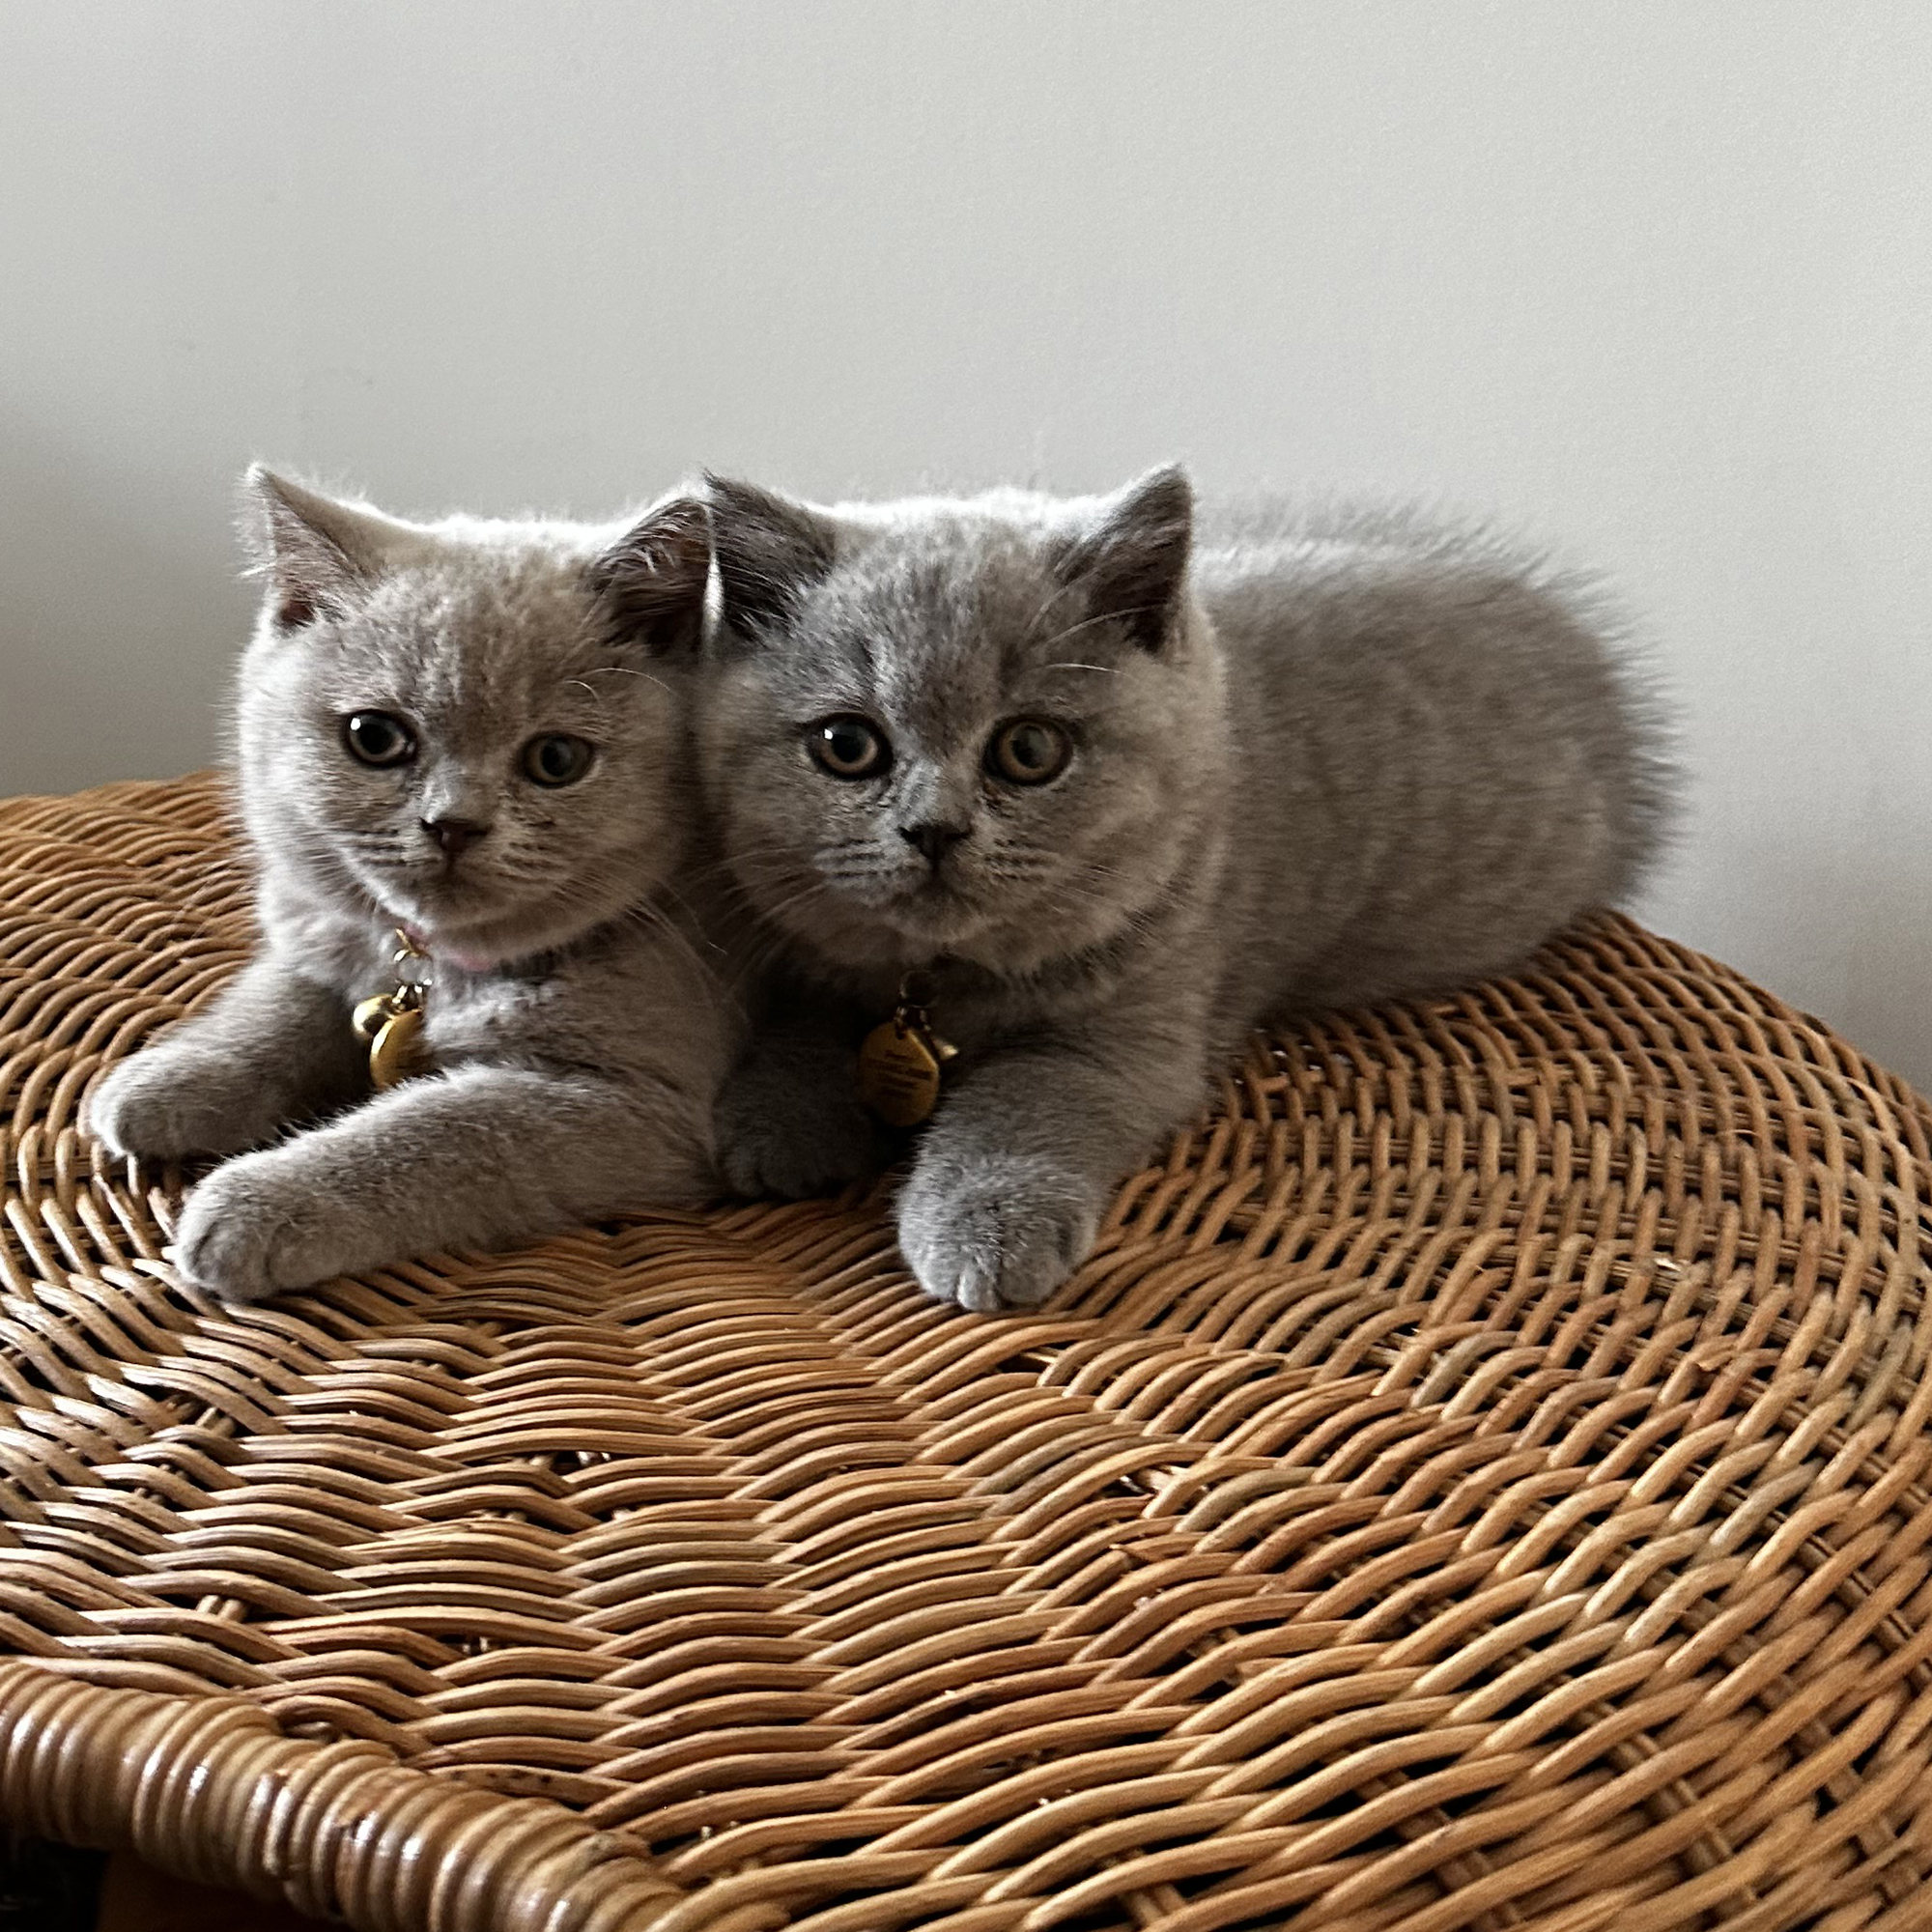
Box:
left=171, top=1151, right=363, bottom=1303
left=717, top=1067, right=891, bottom=1201
left=88, top=1047, right=271, bottom=1160
left=896, top=1151, right=1102, bottom=1314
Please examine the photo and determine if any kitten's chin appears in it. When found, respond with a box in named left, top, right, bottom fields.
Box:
left=824, top=869, right=989, bottom=958
left=879, top=871, right=1151, bottom=977
left=878, top=897, right=993, bottom=955
left=764, top=890, right=980, bottom=975
left=369, top=873, right=642, bottom=972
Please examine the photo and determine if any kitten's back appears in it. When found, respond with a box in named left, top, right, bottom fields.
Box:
left=1194, top=498, right=1674, bottom=1019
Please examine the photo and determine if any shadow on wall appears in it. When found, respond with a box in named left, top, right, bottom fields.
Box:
left=1842, top=850, right=1932, bottom=1098
left=1659, top=808, right=1932, bottom=1098
left=0, top=413, right=251, bottom=795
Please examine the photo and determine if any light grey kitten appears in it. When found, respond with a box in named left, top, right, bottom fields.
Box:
left=691, top=469, right=1671, bottom=1313
left=86, top=469, right=725, bottom=1303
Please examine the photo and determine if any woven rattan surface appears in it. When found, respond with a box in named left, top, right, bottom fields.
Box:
left=2, top=771, right=1931, bottom=1932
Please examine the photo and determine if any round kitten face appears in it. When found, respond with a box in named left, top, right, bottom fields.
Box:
left=701, top=506, right=1224, bottom=979
left=240, top=534, right=684, bottom=968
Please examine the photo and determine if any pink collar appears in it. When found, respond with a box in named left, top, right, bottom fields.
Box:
left=399, top=923, right=501, bottom=977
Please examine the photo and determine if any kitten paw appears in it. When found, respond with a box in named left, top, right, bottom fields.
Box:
left=720, top=1109, right=889, bottom=1199
left=171, top=1152, right=362, bottom=1303
left=896, top=1152, right=1101, bottom=1313
left=717, top=1068, right=890, bottom=1200
left=87, top=1050, right=268, bottom=1160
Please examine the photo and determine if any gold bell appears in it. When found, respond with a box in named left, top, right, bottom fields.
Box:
left=353, top=993, right=402, bottom=1041
left=368, top=1007, right=426, bottom=1092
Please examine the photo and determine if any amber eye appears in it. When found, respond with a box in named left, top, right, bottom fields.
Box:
left=523, top=734, right=595, bottom=787
left=808, top=715, right=892, bottom=780
left=987, top=718, right=1071, bottom=785
left=342, top=712, right=416, bottom=768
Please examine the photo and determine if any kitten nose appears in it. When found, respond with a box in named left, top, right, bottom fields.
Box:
left=423, top=816, right=489, bottom=859
left=902, top=821, right=970, bottom=867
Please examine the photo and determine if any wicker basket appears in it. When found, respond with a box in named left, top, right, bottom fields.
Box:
left=1, top=770, right=1928, bottom=1932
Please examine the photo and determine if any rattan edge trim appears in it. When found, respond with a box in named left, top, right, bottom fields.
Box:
left=0, top=1659, right=688, bottom=1932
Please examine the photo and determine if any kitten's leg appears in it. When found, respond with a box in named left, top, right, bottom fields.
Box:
left=896, top=1012, right=1209, bottom=1314
left=716, top=998, right=894, bottom=1199
left=86, top=956, right=366, bottom=1159
left=173, top=1063, right=710, bottom=1302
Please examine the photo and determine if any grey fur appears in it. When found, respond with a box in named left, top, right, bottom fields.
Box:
left=86, top=469, right=727, bottom=1302
left=694, top=469, right=1672, bottom=1312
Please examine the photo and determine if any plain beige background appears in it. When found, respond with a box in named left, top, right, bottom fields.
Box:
left=2, top=2, right=1927, bottom=1087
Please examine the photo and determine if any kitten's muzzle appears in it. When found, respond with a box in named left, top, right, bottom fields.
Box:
left=422, top=817, right=490, bottom=860
left=901, top=821, right=971, bottom=869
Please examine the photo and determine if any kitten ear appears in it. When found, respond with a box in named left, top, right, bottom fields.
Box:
left=703, top=474, right=838, bottom=638
left=589, top=496, right=712, bottom=656
left=1055, top=465, right=1195, bottom=652
left=239, top=466, right=413, bottom=631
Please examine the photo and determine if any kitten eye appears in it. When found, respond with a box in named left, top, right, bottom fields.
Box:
left=523, top=734, right=596, bottom=787
left=809, top=715, right=892, bottom=781
left=987, top=718, right=1071, bottom=785
left=342, top=712, right=417, bottom=768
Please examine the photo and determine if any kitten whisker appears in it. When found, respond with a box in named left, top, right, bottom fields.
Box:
left=1025, top=604, right=1165, bottom=658
left=580, top=665, right=673, bottom=696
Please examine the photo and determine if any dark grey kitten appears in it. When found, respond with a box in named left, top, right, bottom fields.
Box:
left=86, top=469, right=724, bottom=1302
left=694, top=469, right=1671, bottom=1312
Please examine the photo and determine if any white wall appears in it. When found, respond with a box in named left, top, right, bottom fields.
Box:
left=4, top=1, right=1928, bottom=1088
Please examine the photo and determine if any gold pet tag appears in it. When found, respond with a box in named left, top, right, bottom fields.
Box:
left=367, top=1007, right=426, bottom=1092
left=353, top=931, right=433, bottom=1092
left=352, top=994, right=400, bottom=1040
left=858, top=976, right=958, bottom=1127
left=859, top=1018, right=945, bottom=1127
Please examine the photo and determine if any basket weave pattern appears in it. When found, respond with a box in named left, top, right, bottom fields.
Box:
left=1, top=771, right=1930, bottom=1931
